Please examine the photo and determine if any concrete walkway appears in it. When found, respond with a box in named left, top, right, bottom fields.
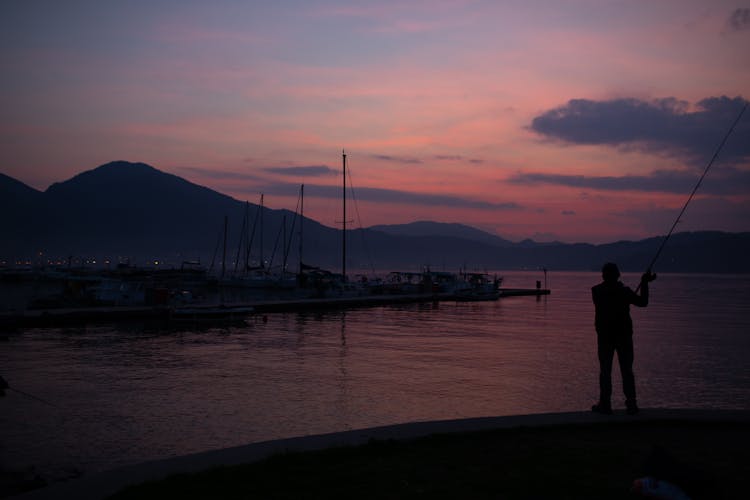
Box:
left=15, top=408, right=750, bottom=499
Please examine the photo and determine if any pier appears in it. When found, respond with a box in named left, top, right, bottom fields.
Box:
left=0, top=287, right=550, bottom=329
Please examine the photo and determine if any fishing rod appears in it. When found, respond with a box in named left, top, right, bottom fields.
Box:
left=636, top=102, right=747, bottom=290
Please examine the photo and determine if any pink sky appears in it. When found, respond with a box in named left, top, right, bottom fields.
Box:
left=2, top=1, right=749, bottom=243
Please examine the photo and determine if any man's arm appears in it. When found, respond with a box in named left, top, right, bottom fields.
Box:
left=632, top=271, right=656, bottom=307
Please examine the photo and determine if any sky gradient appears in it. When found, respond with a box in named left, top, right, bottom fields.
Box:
left=2, top=0, right=749, bottom=243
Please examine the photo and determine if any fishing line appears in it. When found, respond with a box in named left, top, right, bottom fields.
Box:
left=641, top=102, right=747, bottom=277
left=8, top=386, right=61, bottom=408
left=5, top=380, right=129, bottom=479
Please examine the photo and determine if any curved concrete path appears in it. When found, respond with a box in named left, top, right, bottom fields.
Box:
left=15, top=408, right=750, bottom=499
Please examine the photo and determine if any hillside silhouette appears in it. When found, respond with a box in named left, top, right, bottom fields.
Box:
left=1, top=162, right=748, bottom=273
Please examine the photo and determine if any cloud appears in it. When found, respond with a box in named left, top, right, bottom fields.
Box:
left=255, top=181, right=521, bottom=211
left=175, top=166, right=261, bottom=182
left=617, top=197, right=750, bottom=236
left=174, top=165, right=521, bottom=211
left=728, top=8, right=750, bottom=31
left=508, top=167, right=750, bottom=195
left=434, top=155, right=484, bottom=164
left=370, top=154, right=423, bottom=164
left=530, top=96, right=750, bottom=166
left=561, top=210, right=576, bottom=216
left=263, top=165, right=337, bottom=177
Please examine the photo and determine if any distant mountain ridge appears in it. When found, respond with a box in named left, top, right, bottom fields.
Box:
left=0, top=172, right=42, bottom=197
left=1, top=161, right=749, bottom=273
left=369, top=221, right=515, bottom=247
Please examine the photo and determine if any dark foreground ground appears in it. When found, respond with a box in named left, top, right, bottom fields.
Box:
left=107, top=419, right=749, bottom=500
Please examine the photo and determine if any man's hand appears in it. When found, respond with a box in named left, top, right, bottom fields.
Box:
left=641, top=271, right=657, bottom=283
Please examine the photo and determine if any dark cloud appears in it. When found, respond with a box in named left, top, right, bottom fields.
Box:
left=254, top=181, right=520, bottom=211
left=263, top=165, right=337, bottom=177
left=434, top=155, right=484, bottom=164
left=728, top=8, right=750, bottom=31
left=561, top=210, right=576, bottom=216
left=618, top=197, right=750, bottom=236
left=342, top=185, right=520, bottom=210
left=508, top=167, right=750, bottom=195
left=175, top=166, right=261, bottom=182
left=530, top=96, right=750, bottom=166
left=370, top=154, right=423, bottom=164
left=174, top=165, right=520, bottom=211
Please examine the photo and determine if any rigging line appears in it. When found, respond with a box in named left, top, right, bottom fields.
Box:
left=233, top=203, right=248, bottom=274
left=345, top=162, right=378, bottom=277
left=638, top=101, right=747, bottom=290
left=208, top=226, right=223, bottom=274
left=246, top=199, right=261, bottom=269
left=268, top=216, right=285, bottom=270
left=283, top=190, right=301, bottom=270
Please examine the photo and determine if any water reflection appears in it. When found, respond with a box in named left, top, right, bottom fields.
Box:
left=1, top=272, right=748, bottom=480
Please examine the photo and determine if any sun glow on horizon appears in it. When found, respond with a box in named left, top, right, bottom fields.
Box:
left=2, top=1, right=748, bottom=242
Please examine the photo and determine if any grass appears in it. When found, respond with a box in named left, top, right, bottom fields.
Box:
left=109, top=420, right=750, bottom=499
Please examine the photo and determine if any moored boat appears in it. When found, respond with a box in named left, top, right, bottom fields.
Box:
left=452, top=272, right=503, bottom=301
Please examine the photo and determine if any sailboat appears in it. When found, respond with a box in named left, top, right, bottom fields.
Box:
left=296, top=150, right=375, bottom=297
left=295, top=176, right=342, bottom=295
left=220, top=194, right=297, bottom=290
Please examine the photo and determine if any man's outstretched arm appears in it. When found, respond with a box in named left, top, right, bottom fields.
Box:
left=633, top=271, right=656, bottom=307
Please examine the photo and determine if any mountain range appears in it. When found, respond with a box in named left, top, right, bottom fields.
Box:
left=2, top=161, right=749, bottom=273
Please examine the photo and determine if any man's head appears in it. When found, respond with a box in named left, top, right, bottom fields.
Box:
left=602, top=262, right=620, bottom=282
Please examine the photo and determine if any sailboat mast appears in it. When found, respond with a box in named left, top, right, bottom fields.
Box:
left=299, top=184, right=304, bottom=275
left=221, top=215, right=228, bottom=279
left=244, top=201, right=251, bottom=273
left=235, top=201, right=249, bottom=275
left=282, top=214, right=287, bottom=272
left=342, top=150, right=347, bottom=283
left=260, top=193, right=264, bottom=269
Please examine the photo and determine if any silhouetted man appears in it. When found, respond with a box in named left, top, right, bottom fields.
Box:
left=591, top=263, right=656, bottom=415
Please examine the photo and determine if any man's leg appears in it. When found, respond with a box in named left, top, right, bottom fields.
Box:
left=594, top=335, right=615, bottom=413
left=617, top=335, right=638, bottom=414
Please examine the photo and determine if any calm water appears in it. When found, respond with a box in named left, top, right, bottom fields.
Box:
left=1, top=271, right=749, bottom=480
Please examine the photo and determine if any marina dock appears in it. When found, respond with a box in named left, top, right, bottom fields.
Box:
left=498, top=287, right=552, bottom=297
left=0, top=287, right=550, bottom=328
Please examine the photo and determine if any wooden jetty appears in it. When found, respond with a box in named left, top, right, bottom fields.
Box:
left=0, top=305, right=169, bottom=328
left=499, top=287, right=551, bottom=297
left=0, top=287, right=550, bottom=328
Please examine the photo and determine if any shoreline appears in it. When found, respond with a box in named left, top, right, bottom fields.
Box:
left=12, top=408, right=750, bottom=499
